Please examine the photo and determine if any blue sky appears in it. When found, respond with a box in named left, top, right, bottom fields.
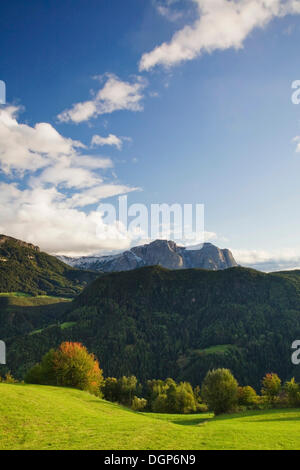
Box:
left=1, top=0, right=300, bottom=269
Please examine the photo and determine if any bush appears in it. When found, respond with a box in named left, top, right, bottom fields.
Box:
left=25, top=342, right=103, bottom=396
left=0, top=372, right=18, bottom=384
left=202, top=369, right=239, bottom=415
left=195, top=402, right=209, bottom=413
left=117, top=376, right=139, bottom=406
left=147, top=379, right=199, bottom=414
left=168, top=382, right=197, bottom=414
left=25, top=350, right=57, bottom=385
left=102, top=376, right=139, bottom=406
left=152, top=393, right=168, bottom=413
left=131, top=396, right=147, bottom=411
left=284, top=378, right=300, bottom=407
left=102, top=377, right=119, bottom=402
left=238, top=386, right=258, bottom=408
left=261, top=373, right=281, bottom=404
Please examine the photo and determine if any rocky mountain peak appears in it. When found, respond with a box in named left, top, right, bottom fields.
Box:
left=58, top=239, right=238, bottom=273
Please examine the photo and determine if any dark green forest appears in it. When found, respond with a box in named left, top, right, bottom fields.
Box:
left=4, top=264, right=300, bottom=389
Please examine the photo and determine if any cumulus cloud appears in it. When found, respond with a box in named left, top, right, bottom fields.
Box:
left=0, top=183, right=138, bottom=256
left=232, top=247, right=300, bottom=272
left=0, top=105, right=139, bottom=255
left=57, top=74, right=147, bottom=123
left=0, top=106, right=115, bottom=189
left=29, top=155, right=113, bottom=190
left=91, top=133, right=124, bottom=150
left=140, top=0, right=300, bottom=71
left=0, top=106, right=84, bottom=174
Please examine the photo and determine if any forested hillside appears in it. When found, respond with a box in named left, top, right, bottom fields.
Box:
left=0, top=235, right=99, bottom=297
left=5, top=265, right=300, bottom=388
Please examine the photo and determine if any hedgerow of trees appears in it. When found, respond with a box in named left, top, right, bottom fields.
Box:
left=21, top=342, right=300, bottom=416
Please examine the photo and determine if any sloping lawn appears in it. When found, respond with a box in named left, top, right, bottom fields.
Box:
left=0, top=384, right=300, bottom=450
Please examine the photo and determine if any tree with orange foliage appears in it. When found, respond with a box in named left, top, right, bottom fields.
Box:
left=25, top=342, right=103, bottom=396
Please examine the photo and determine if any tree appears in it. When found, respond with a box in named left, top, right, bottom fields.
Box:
left=261, top=373, right=281, bottom=404
left=284, top=378, right=300, bottom=407
left=202, top=369, right=238, bottom=415
left=25, top=349, right=57, bottom=385
left=118, top=376, right=138, bottom=406
left=25, top=342, right=103, bottom=396
left=237, top=386, right=258, bottom=407
left=101, top=376, right=139, bottom=406
left=131, top=396, right=147, bottom=411
left=102, top=377, right=119, bottom=402
left=172, top=382, right=197, bottom=414
left=147, top=378, right=198, bottom=413
left=147, top=379, right=169, bottom=405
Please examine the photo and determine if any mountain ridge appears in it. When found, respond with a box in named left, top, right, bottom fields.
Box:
left=58, top=239, right=238, bottom=272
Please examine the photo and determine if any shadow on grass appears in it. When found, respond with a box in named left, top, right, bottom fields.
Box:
left=212, top=408, right=300, bottom=423
left=171, top=417, right=209, bottom=426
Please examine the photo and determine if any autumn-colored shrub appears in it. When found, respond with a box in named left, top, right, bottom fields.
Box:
left=25, top=342, right=103, bottom=396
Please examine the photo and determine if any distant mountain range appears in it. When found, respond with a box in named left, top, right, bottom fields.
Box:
left=58, top=239, right=238, bottom=272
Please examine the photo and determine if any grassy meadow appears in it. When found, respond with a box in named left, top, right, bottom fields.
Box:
left=0, top=383, right=300, bottom=450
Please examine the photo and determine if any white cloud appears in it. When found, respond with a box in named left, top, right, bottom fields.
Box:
left=293, top=135, right=300, bottom=152
left=91, top=133, right=124, bottom=150
left=68, top=184, right=140, bottom=208
left=0, top=183, right=137, bottom=256
left=232, top=247, right=300, bottom=272
left=57, top=74, right=147, bottom=123
left=185, top=232, right=218, bottom=249
left=0, top=106, right=84, bottom=174
left=140, top=0, right=300, bottom=71
left=0, top=106, right=118, bottom=190
left=29, top=155, right=113, bottom=190
left=155, top=0, right=184, bottom=22
left=0, top=105, right=140, bottom=255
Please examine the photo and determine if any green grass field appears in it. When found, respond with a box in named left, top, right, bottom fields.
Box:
left=0, top=292, right=72, bottom=301
left=0, top=384, right=300, bottom=450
